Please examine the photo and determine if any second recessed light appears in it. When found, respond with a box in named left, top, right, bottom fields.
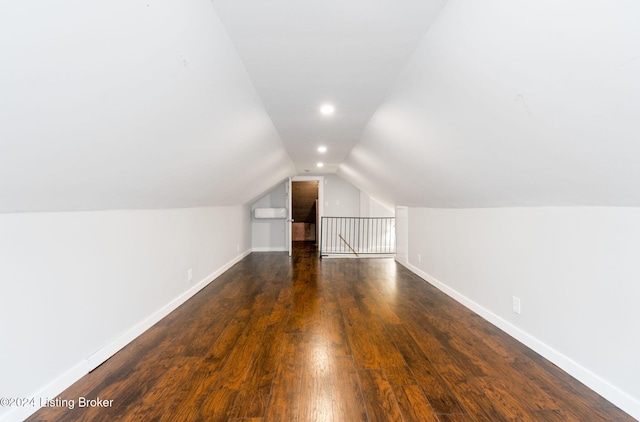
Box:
left=318, top=146, right=327, bottom=153
left=320, top=104, right=335, bottom=115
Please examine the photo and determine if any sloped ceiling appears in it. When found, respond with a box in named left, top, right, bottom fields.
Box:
left=339, top=0, right=640, bottom=207
left=2, top=1, right=639, bottom=213
left=0, top=1, right=294, bottom=213
left=212, top=0, right=447, bottom=174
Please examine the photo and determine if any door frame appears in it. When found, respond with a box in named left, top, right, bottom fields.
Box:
left=395, top=206, right=408, bottom=265
left=288, top=175, right=324, bottom=255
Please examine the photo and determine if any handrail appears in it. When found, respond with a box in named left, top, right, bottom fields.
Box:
left=320, top=216, right=395, bottom=258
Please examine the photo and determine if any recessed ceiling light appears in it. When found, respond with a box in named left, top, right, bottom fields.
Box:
left=317, top=146, right=327, bottom=153
left=317, top=162, right=324, bottom=168
left=320, top=104, right=335, bottom=115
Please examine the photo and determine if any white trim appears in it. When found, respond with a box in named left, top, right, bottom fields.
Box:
left=322, top=254, right=395, bottom=259
left=1, top=361, right=88, bottom=422
left=87, top=248, right=252, bottom=370
left=87, top=249, right=251, bottom=370
left=286, top=177, right=292, bottom=256
left=396, top=259, right=640, bottom=421
left=394, top=206, right=408, bottom=266
left=1, top=249, right=252, bottom=422
left=292, top=175, right=324, bottom=253
left=252, top=247, right=287, bottom=252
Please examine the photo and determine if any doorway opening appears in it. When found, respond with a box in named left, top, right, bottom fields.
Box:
left=291, top=180, right=319, bottom=246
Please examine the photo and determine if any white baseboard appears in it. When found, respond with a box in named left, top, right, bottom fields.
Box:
left=320, top=254, right=394, bottom=259
left=87, top=248, right=252, bottom=371
left=252, top=246, right=287, bottom=252
left=397, top=259, right=640, bottom=421
left=1, top=361, right=88, bottom=422
left=1, top=250, right=252, bottom=422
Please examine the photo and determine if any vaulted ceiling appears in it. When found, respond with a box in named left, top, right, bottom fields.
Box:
left=212, top=0, right=447, bottom=174
left=1, top=0, right=639, bottom=213
left=339, top=0, right=640, bottom=207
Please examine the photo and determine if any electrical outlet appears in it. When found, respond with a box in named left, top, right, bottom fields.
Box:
left=188, top=269, right=193, bottom=282
left=417, top=253, right=422, bottom=263
left=236, top=244, right=240, bottom=252
left=512, top=296, right=521, bottom=314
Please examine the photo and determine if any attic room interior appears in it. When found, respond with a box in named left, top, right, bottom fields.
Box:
left=1, top=0, right=639, bottom=421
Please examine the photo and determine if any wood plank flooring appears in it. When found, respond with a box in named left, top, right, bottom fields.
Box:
left=26, top=242, right=634, bottom=421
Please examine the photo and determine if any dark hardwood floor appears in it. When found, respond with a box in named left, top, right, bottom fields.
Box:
left=27, top=242, right=634, bottom=421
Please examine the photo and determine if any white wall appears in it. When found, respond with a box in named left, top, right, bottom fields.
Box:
left=360, top=193, right=395, bottom=218
left=0, top=206, right=251, bottom=422
left=337, top=3, right=640, bottom=415
left=252, top=175, right=374, bottom=251
left=322, top=174, right=361, bottom=217
left=403, top=206, right=640, bottom=419
left=251, top=182, right=287, bottom=251
left=250, top=174, right=394, bottom=252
